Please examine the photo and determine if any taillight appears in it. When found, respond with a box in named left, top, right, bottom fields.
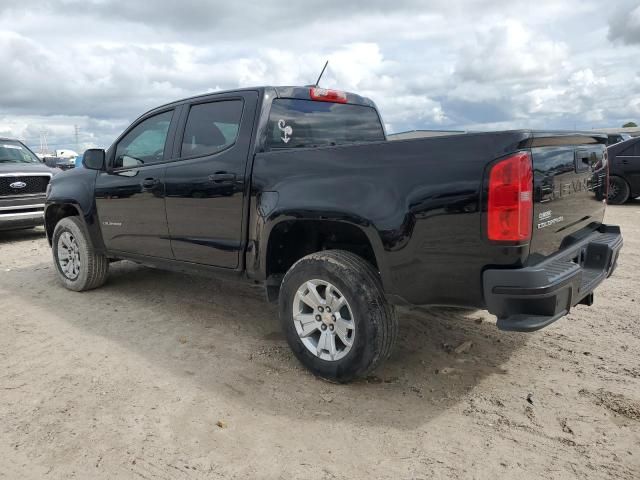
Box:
left=487, top=151, right=533, bottom=242
left=309, top=87, right=348, bottom=103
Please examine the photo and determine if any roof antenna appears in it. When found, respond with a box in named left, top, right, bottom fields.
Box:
left=315, top=60, right=329, bottom=87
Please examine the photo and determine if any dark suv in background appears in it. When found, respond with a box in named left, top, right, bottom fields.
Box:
left=0, top=138, right=59, bottom=231
left=607, top=136, right=640, bottom=204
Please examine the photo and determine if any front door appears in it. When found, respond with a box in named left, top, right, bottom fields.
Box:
left=95, top=109, right=176, bottom=258
left=164, top=92, right=257, bottom=267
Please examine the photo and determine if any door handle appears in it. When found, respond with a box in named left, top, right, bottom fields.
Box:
left=142, top=178, right=160, bottom=189
left=208, top=173, right=236, bottom=183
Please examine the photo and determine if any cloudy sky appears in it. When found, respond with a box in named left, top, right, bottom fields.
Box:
left=1, top=0, right=639, bottom=152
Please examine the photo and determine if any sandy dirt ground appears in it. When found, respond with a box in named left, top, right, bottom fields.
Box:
left=1, top=203, right=639, bottom=479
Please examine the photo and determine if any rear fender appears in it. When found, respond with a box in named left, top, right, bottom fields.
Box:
left=249, top=205, right=391, bottom=290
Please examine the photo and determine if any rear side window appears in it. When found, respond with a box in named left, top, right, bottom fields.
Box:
left=181, top=100, right=243, bottom=157
left=618, top=141, right=640, bottom=156
left=266, top=98, right=385, bottom=150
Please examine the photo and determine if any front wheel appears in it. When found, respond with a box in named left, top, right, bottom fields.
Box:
left=52, top=216, right=109, bottom=291
left=608, top=176, right=630, bottom=205
left=279, top=250, right=397, bottom=383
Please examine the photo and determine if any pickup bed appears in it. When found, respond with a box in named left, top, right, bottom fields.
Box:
left=45, top=86, right=623, bottom=382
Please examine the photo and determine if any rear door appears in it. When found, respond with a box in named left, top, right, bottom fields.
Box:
left=529, top=133, right=608, bottom=258
left=615, top=139, right=640, bottom=194
left=95, top=108, right=178, bottom=258
left=164, top=91, right=258, bottom=267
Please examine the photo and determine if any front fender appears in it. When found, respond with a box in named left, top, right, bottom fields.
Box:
left=45, top=169, right=105, bottom=251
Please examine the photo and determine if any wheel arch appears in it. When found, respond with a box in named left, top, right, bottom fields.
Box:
left=44, top=203, right=82, bottom=244
left=44, top=202, right=105, bottom=252
left=261, top=217, right=389, bottom=301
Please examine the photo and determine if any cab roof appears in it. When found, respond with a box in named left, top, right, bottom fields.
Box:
left=148, top=86, right=377, bottom=115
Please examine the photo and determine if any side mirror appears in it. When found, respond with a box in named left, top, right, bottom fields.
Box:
left=83, top=149, right=105, bottom=170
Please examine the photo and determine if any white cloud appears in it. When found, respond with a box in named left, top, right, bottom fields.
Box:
left=455, top=20, right=569, bottom=84
left=0, top=0, right=639, bottom=150
left=609, top=1, right=640, bottom=44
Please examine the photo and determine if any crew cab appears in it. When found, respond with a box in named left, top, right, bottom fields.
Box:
left=44, top=86, right=623, bottom=382
left=0, top=138, right=59, bottom=231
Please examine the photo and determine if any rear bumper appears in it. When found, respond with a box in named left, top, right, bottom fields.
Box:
left=483, top=224, right=623, bottom=332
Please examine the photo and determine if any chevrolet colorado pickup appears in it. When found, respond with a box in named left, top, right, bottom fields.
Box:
left=1, top=138, right=58, bottom=231
left=45, top=86, right=623, bottom=382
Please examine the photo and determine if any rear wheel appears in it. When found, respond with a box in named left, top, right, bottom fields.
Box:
left=52, top=217, right=109, bottom=291
left=608, top=176, right=630, bottom=205
left=279, top=250, right=397, bottom=382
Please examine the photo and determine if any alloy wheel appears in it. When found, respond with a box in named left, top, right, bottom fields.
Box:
left=608, top=179, right=620, bottom=201
left=292, top=279, right=356, bottom=361
left=57, top=231, right=81, bottom=280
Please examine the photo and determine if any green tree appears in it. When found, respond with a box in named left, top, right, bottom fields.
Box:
left=622, top=122, right=637, bottom=128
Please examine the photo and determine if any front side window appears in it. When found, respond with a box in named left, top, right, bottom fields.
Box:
left=266, top=99, right=385, bottom=150
left=181, top=100, right=243, bottom=157
left=0, top=140, right=41, bottom=164
left=114, top=110, right=173, bottom=168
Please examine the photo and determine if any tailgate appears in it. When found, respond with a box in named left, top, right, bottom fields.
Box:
left=529, top=133, right=608, bottom=259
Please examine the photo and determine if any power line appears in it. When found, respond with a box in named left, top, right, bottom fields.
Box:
left=39, top=130, right=48, bottom=155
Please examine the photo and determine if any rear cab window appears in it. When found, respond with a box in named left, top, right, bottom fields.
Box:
left=266, top=98, right=385, bottom=150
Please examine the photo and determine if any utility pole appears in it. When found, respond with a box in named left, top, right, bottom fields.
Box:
left=74, top=125, right=80, bottom=152
left=39, top=130, right=49, bottom=155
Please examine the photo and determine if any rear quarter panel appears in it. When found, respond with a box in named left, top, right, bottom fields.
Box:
left=248, top=131, right=531, bottom=307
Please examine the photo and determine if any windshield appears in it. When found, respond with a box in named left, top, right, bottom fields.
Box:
left=0, top=140, right=41, bottom=164
left=266, top=98, right=385, bottom=150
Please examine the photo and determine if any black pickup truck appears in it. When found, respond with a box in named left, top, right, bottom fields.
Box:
left=45, top=86, right=623, bottom=381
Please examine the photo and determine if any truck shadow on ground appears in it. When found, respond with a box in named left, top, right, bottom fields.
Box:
left=0, top=227, right=45, bottom=244
left=11, top=258, right=529, bottom=430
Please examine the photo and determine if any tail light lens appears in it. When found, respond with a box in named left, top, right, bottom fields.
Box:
left=487, top=151, right=533, bottom=242
left=309, top=87, right=348, bottom=103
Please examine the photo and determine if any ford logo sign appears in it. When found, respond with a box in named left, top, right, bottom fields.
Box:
left=10, top=181, right=27, bottom=189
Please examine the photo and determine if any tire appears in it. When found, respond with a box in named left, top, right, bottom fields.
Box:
left=608, top=176, right=630, bottom=205
left=52, top=216, right=109, bottom=291
left=279, top=250, right=397, bottom=383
